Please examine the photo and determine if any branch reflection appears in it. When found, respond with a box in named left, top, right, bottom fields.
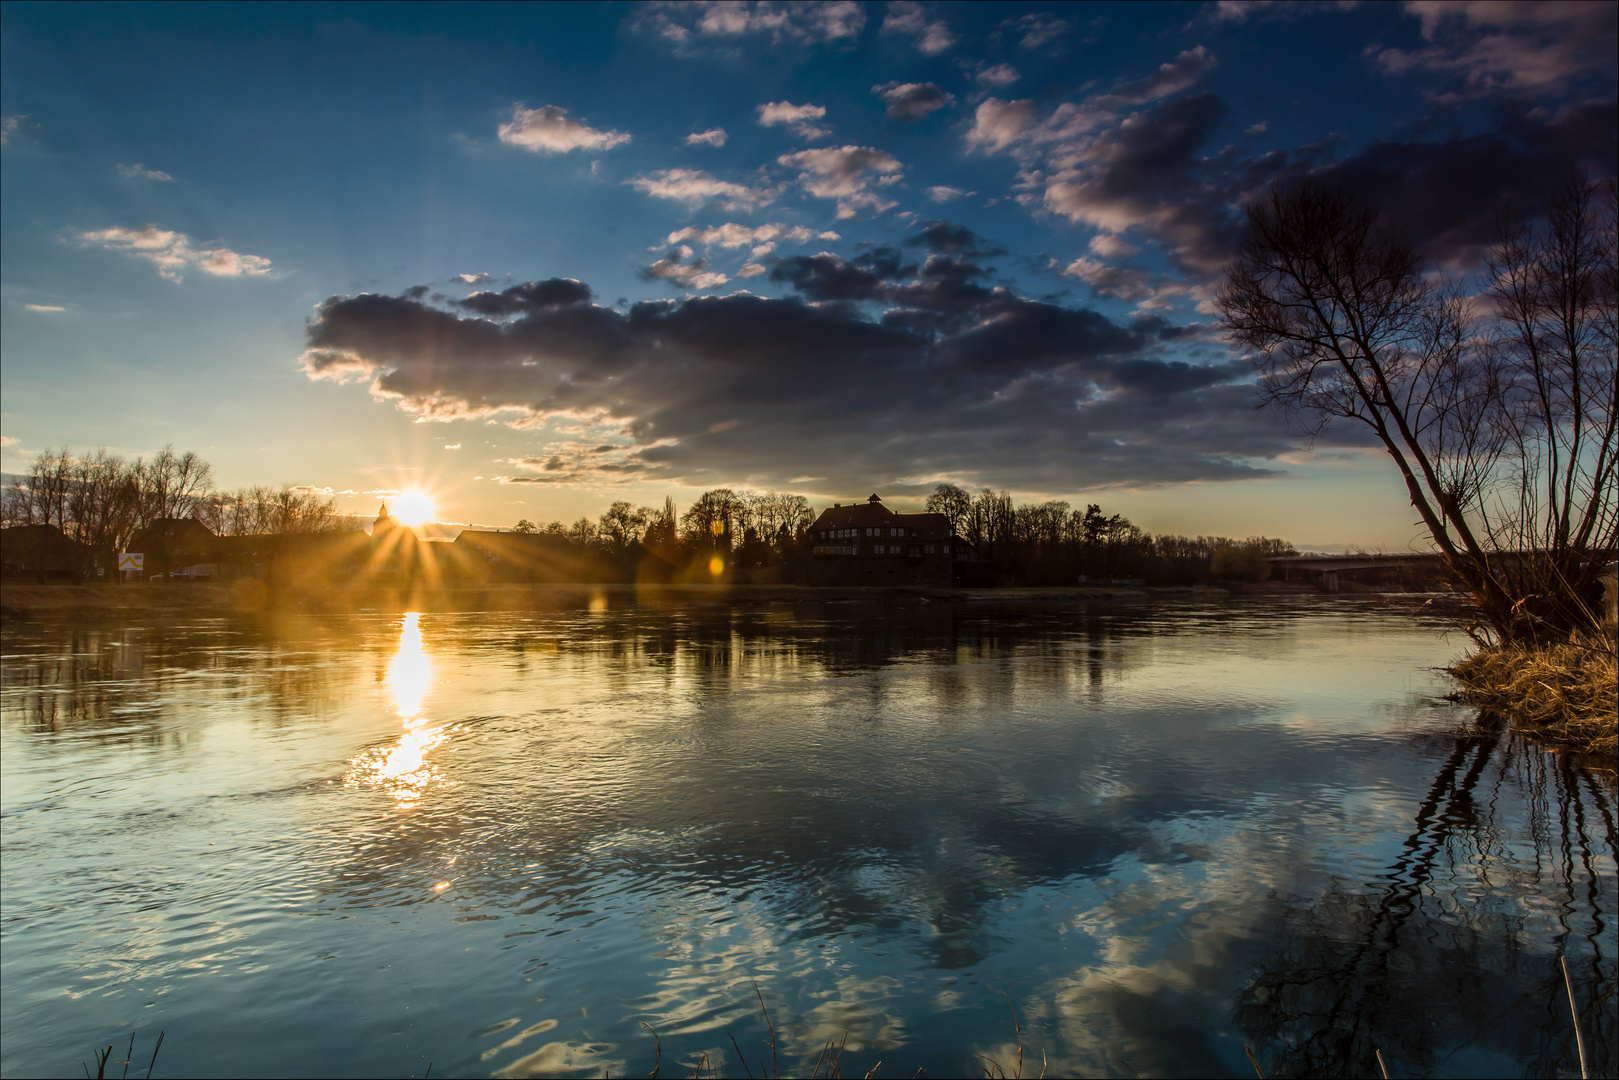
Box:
left=1237, top=732, right=1615, bottom=1079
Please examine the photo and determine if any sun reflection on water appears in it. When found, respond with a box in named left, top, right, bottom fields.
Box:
left=346, top=613, right=454, bottom=809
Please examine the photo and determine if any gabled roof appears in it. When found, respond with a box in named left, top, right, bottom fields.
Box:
left=809, top=501, right=894, bottom=532
left=808, top=497, right=953, bottom=537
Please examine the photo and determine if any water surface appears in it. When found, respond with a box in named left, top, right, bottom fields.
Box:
left=2, top=597, right=1611, bottom=1078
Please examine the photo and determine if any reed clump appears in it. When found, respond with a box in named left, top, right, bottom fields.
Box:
left=1449, top=635, right=1618, bottom=758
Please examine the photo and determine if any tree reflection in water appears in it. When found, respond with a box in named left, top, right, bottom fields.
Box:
left=1238, top=731, right=1614, bottom=1079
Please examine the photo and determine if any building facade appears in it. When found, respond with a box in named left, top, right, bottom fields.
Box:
left=806, top=494, right=972, bottom=587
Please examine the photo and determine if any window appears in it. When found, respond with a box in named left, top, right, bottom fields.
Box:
left=925, top=544, right=936, bottom=554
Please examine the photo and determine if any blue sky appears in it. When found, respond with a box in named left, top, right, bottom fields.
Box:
left=3, top=1, right=1614, bottom=547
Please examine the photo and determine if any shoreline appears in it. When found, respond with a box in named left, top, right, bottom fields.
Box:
left=1, top=578, right=1391, bottom=620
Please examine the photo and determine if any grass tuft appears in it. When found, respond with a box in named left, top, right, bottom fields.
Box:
left=1449, top=634, right=1618, bottom=759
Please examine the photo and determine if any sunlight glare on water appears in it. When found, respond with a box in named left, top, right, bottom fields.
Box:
left=346, top=612, right=450, bottom=810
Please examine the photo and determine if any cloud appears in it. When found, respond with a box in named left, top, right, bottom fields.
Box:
left=457, top=272, right=492, bottom=284
left=24, top=303, right=66, bottom=312
left=78, top=225, right=272, bottom=281
left=975, top=63, right=1021, bottom=88
left=1374, top=1, right=1618, bottom=98
left=1003, top=12, right=1069, bottom=50
left=444, top=443, right=461, bottom=450
left=757, top=101, right=831, bottom=140
left=628, top=168, right=775, bottom=210
left=117, top=163, right=174, bottom=181
left=0, top=114, right=27, bottom=145
left=666, top=222, right=824, bottom=249
left=454, top=278, right=593, bottom=316
left=300, top=225, right=1283, bottom=493
left=1101, top=46, right=1218, bottom=105
left=686, top=127, right=728, bottom=146
left=497, top=104, right=630, bottom=153
left=637, top=1, right=866, bottom=50
left=644, top=246, right=729, bottom=290
left=874, top=82, right=955, bottom=122
left=1304, top=100, right=1619, bottom=266
left=1087, top=234, right=1140, bottom=258
left=779, top=145, right=904, bottom=218
left=0, top=436, right=17, bottom=447
left=880, top=1, right=955, bottom=55
left=965, top=98, right=1043, bottom=153
left=1210, top=1, right=1360, bottom=23
left=1058, top=256, right=1197, bottom=309
left=927, top=186, right=971, bottom=203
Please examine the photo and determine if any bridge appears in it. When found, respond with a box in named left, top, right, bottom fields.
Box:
left=1267, top=552, right=1449, bottom=591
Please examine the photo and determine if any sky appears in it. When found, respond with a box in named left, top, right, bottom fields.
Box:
left=2, top=1, right=1614, bottom=549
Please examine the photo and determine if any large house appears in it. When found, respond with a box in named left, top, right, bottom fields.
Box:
left=127, top=517, right=218, bottom=580
left=806, top=494, right=973, bottom=586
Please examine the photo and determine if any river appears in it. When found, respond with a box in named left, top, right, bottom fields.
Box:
left=1, top=596, right=1611, bottom=1078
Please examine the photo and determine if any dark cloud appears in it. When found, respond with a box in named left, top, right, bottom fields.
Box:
left=907, top=222, right=1004, bottom=257
left=302, top=225, right=1304, bottom=492
left=873, top=81, right=955, bottom=122
left=453, top=278, right=593, bottom=316
left=1276, top=100, right=1619, bottom=267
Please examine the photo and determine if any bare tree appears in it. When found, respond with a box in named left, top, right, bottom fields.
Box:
left=925, top=482, right=973, bottom=536
left=207, top=485, right=341, bottom=536
left=141, top=445, right=214, bottom=522
left=1217, top=177, right=1617, bottom=641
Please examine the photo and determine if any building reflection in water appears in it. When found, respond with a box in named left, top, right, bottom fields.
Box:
left=347, top=612, right=452, bottom=810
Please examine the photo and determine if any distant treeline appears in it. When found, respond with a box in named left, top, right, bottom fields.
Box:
left=2, top=448, right=1293, bottom=586
left=496, top=483, right=1294, bottom=586
left=1, top=446, right=347, bottom=579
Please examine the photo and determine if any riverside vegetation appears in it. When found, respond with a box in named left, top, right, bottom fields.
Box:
left=1217, top=172, right=1617, bottom=758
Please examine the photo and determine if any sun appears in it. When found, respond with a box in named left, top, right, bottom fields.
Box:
left=393, top=489, right=436, bottom=527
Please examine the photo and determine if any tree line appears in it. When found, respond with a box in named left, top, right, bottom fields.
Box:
left=2, top=445, right=345, bottom=580
left=3, top=450, right=1295, bottom=587
left=498, top=483, right=1292, bottom=586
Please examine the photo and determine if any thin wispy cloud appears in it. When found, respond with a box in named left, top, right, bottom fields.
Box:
left=78, top=226, right=272, bottom=281
left=975, top=63, right=1020, bottom=88
left=628, top=168, right=775, bottom=210
left=638, top=1, right=866, bottom=50
left=664, top=222, right=835, bottom=248
left=117, top=163, right=173, bottom=181
left=881, top=2, right=955, bottom=56
left=686, top=127, right=728, bottom=146
left=1003, top=12, right=1068, bottom=50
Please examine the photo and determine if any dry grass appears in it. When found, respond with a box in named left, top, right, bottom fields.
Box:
left=1449, top=634, right=1618, bottom=759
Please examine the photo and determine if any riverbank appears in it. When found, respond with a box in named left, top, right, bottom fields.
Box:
left=1450, top=636, right=1618, bottom=760
left=1, top=579, right=1277, bottom=620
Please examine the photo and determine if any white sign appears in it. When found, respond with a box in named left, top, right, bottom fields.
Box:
left=118, top=552, right=144, bottom=571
